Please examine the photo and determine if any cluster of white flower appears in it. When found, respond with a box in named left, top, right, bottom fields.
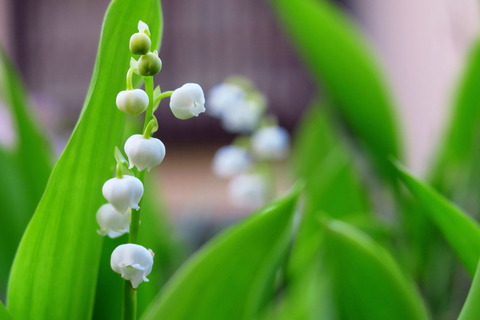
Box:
left=97, top=21, right=205, bottom=289
left=209, top=77, right=289, bottom=209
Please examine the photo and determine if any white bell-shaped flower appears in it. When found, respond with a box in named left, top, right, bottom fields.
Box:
left=116, top=89, right=149, bottom=116
left=102, top=175, right=144, bottom=214
left=169, top=83, right=205, bottom=119
left=110, top=244, right=154, bottom=289
left=228, top=173, right=267, bottom=209
left=208, top=83, right=245, bottom=117
left=96, top=204, right=130, bottom=238
left=221, top=100, right=262, bottom=133
left=252, top=126, right=289, bottom=160
left=124, top=134, right=166, bottom=172
left=212, top=146, right=251, bottom=178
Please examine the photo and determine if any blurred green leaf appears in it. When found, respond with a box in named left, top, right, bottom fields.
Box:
left=459, top=261, right=480, bottom=320
left=0, top=48, right=52, bottom=206
left=0, top=301, right=11, bottom=320
left=430, top=41, right=480, bottom=199
left=140, top=187, right=301, bottom=320
left=271, top=0, right=401, bottom=182
left=395, top=163, right=480, bottom=276
left=324, top=220, right=428, bottom=320
left=7, top=0, right=162, bottom=319
left=289, top=104, right=371, bottom=278
left=0, top=49, right=53, bottom=296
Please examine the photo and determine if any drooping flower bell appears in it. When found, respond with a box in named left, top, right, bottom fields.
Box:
left=102, top=175, right=144, bottom=214
left=228, top=173, right=267, bottom=209
left=251, top=126, right=289, bottom=160
left=208, top=83, right=245, bottom=117
left=96, top=204, right=130, bottom=238
left=212, top=146, right=251, bottom=178
left=124, top=134, right=166, bottom=172
left=169, top=83, right=206, bottom=119
left=221, top=99, right=263, bottom=134
left=116, top=89, right=149, bottom=116
left=110, top=243, right=154, bottom=288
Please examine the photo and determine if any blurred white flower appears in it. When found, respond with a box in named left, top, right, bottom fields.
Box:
left=124, top=134, right=166, bottom=172
left=102, top=175, right=144, bottom=214
left=169, top=83, right=205, bottom=119
left=228, top=173, right=267, bottom=209
left=110, top=244, right=154, bottom=289
left=116, top=89, right=149, bottom=116
left=96, top=204, right=130, bottom=238
left=252, top=126, right=289, bottom=160
left=221, top=100, right=263, bottom=133
left=212, top=146, right=251, bottom=178
left=208, top=83, right=245, bottom=117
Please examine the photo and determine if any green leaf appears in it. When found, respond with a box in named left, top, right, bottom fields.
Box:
left=395, top=163, right=480, bottom=276
left=271, top=0, right=401, bottom=181
left=324, top=220, right=428, bottom=320
left=0, top=301, right=11, bottom=320
left=7, top=1, right=162, bottom=319
left=289, top=104, right=371, bottom=278
left=430, top=41, right=480, bottom=194
left=0, top=48, right=52, bottom=206
left=0, top=48, right=53, bottom=295
left=459, top=261, right=480, bottom=320
left=140, top=187, right=301, bottom=320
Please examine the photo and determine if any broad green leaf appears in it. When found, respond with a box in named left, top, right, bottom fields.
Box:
left=0, top=148, right=29, bottom=294
left=430, top=41, right=480, bottom=200
left=271, top=0, right=401, bottom=181
left=459, top=261, right=480, bottom=320
left=7, top=1, right=162, bottom=319
left=395, top=163, right=480, bottom=276
left=0, top=301, right=11, bottom=320
left=141, top=187, right=300, bottom=320
left=324, top=220, right=428, bottom=320
left=292, top=103, right=338, bottom=179
left=289, top=104, right=371, bottom=278
left=0, top=48, right=52, bottom=298
left=0, top=48, right=52, bottom=207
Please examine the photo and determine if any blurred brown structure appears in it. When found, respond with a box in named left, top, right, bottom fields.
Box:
left=2, top=0, right=315, bottom=144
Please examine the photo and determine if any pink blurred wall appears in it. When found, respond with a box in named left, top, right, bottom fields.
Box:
left=352, top=0, right=480, bottom=175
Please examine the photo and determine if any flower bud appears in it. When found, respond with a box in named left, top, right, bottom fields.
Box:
left=212, top=146, right=251, bottom=178
left=116, top=89, right=149, bottom=116
left=129, top=32, right=151, bottom=55
left=169, top=83, right=206, bottom=119
left=252, top=126, right=289, bottom=160
left=102, top=175, right=144, bottom=214
left=208, top=83, right=245, bottom=117
left=111, top=244, right=154, bottom=288
left=96, top=204, right=130, bottom=238
left=124, top=134, right=166, bottom=172
left=137, top=52, right=162, bottom=76
left=228, top=173, right=267, bottom=209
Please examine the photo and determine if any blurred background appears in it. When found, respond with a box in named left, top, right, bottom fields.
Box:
left=0, top=0, right=479, bottom=224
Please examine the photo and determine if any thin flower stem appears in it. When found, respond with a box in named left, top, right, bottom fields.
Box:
left=124, top=76, right=154, bottom=320
left=124, top=282, right=137, bottom=320
left=153, top=90, right=173, bottom=106
left=126, top=68, right=135, bottom=90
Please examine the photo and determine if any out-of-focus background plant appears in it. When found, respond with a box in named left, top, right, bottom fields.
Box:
left=2, top=0, right=480, bottom=319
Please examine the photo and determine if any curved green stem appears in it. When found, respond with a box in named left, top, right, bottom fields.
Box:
left=126, top=68, right=135, bottom=90
left=153, top=90, right=173, bottom=106
left=123, top=283, right=137, bottom=320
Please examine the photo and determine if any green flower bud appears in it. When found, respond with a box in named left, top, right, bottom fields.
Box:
left=137, top=53, right=162, bottom=76
left=129, top=33, right=151, bottom=55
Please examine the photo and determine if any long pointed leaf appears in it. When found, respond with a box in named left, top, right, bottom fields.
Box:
left=271, top=0, right=401, bottom=181
left=324, top=220, right=428, bottom=320
left=459, top=261, right=480, bottom=320
left=395, top=163, right=480, bottom=276
left=0, top=301, right=11, bottom=320
left=141, top=187, right=300, bottom=320
left=7, top=1, right=162, bottom=318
